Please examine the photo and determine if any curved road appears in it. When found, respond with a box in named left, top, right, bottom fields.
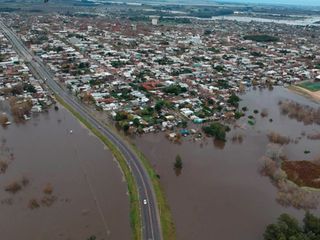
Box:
left=0, top=21, right=161, bottom=240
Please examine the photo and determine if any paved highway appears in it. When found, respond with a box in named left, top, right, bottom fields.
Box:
left=0, top=21, right=162, bottom=240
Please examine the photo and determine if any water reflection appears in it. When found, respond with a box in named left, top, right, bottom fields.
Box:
left=213, top=139, right=226, bottom=149
left=174, top=168, right=182, bottom=176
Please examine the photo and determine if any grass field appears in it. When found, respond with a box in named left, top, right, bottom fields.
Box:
left=298, top=81, right=320, bottom=92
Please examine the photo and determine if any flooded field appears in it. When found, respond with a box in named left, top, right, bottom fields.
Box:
left=0, top=104, right=131, bottom=240
left=211, top=15, right=320, bottom=26
left=134, top=87, right=320, bottom=240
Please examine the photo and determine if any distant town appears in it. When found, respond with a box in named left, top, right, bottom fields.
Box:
left=1, top=1, right=319, bottom=141
left=1, top=1, right=320, bottom=240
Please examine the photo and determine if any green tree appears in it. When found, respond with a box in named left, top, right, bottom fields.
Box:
left=234, top=111, right=244, bottom=119
left=228, top=93, right=240, bottom=107
left=133, top=118, right=140, bottom=127
left=24, top=84, right=37, bottom=93
left=174, top=155, right=183, bottom=170
left=202, top=122, right=228, bottom=141
left=181, top=120, right=188, bottom=128
left=304, top=212, right=320, bottom=235
left=78, top=62, right=89, bottom=69
left=277, top=213, right=302, bottom=237
left=213, top=65, right=224, bottom=72
left=263, top=213, right=320, bottom=240
left=155, top=100, right=164, bottom=112
left=163, top=84, right=187, bottom=95
left=115, top=111, right=128, bottom=121
left=122, top=123, right=130, bottom=133
left=264, top=224, right=286, bottom=240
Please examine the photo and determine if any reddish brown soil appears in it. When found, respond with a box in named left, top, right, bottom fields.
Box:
left=282, top=161, right=320, bottom=188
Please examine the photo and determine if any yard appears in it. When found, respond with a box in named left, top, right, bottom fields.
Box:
left=298, top=81, right=320, bottom=92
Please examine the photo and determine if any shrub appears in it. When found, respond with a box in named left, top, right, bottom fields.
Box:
left=279, top=100, right=320, bottom=126
left=260, top=109, right=268, bottom=118
left=0, top=114, right=9, bottom=126
left=28, top=199, right=40, bottom=209
left=234, top=111, right=244, bottom=119
left=21, top=176, right=29, bottom=186
left=5, top=181, right=22, bottom=194
left=41, top=195, right=57, bottom=207
left=174, top=155, right=183, bottom=170
left=202, top=122, right=228, bottom=141
left=43, top=184, right=53, bottom=195
left=163, top=84, right=187, bottom=95
left=9, top=97, right=33, bottom=121
left=248, top=120, right=255, bottom=126
left=227, top=93, right=240, bottom=107
left=267, top=132, right=290, bottom=145
left=115, top=111, right=129, bottom=121
left=0, top=160, right=8, bottom=174
left=263, top=213, right=320, bottom=240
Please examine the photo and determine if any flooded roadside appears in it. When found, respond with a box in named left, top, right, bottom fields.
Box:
left=0, top=104, right=131, bottom=240
left=134, top=87, right=320, bottom=240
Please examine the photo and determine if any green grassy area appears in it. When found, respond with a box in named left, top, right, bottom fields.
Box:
left=298, top=81, right=320, bottom=92
left=131, top=144, right=176, bottom=240
left=55, top=95, right=142, bottom=240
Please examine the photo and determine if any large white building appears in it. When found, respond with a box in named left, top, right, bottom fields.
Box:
left=150, top=16, right=160, bottom=26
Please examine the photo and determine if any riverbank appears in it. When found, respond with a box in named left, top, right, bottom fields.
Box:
left=288, top=85, right=320, bottom=102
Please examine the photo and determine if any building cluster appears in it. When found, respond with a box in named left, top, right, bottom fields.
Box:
left=1, top=12, right=320, bottom=135
left=0, top=30, right=52, bottom=123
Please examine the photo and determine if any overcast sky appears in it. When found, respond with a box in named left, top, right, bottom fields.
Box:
left=217, top=0, right=320, bottom=6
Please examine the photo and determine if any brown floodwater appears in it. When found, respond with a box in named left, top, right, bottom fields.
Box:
left=0, top=104, right=131, bottom=240
left=133, top=87, right=320, bottom=240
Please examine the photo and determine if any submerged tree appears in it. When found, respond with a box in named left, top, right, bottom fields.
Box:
left=87, top=236, right=96, bottom=240
left=174, top=155, right=183, bottom=170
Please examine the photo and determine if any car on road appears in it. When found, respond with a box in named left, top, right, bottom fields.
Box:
left=143, top=199, right=147, bottom=205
